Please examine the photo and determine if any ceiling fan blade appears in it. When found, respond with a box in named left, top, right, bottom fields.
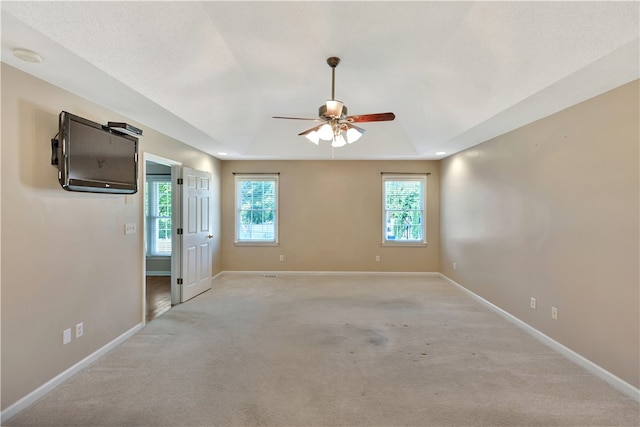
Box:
left=343, top=123, right=366, bottom=133
left=298, top=124, right=324, bottom=136
left=346, top=112, right=396, bottom=123
left=273, top=116, right=321, bottom=121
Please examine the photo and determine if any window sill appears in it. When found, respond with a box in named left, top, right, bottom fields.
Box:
left=382, top=241, right=428, bottom=247
left=234, top=241, right=279, bottom=247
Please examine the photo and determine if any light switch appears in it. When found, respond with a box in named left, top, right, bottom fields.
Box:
left=124, top=223, right=136, bottom=234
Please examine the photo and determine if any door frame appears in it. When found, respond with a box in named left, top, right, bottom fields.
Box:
left=142, top=152, right=182, bottom=324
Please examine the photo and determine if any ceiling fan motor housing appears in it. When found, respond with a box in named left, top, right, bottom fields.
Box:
left=319, top=104, right=347, bottom=120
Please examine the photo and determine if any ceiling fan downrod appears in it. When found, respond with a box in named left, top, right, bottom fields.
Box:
left=327, top=57, right=340, bottom=101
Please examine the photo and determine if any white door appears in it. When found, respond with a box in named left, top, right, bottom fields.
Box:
left=180, top=167, right=213, bottom=302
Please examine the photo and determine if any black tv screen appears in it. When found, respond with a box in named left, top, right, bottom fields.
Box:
left=55, top=111, right=138, bottom=194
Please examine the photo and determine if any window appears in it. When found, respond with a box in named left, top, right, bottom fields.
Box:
left=145, top=177, right=172, bottom=256
left=382, top=174, right=426, bottom=245
left=235, top=174, right=278, bottom=244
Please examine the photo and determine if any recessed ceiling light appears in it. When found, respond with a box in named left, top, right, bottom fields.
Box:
left=217, top=152, right=227, bottom=156
left=435, top=151, right=446, bottom=156
left=13, top=48, right=42, bottom=63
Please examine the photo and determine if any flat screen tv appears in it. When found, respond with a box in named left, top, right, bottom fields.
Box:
left=52, top=111, right=139, bottom=194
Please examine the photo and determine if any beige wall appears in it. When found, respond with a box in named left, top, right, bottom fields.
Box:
left=440, top=80, right=639, bottom=388
left=0, top=64, right=222, bottom=410
left=2, top=60, right=636, bottom=413
left=221, top=160, right=440, bottom=272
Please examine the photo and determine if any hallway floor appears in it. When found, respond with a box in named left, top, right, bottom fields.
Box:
left=145, top=276, right=171, bottom=322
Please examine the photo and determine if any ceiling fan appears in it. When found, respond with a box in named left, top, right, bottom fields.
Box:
left=273, top=57, right=395, bottom=148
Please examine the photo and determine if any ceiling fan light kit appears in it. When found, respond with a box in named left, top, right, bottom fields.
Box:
left=324, top=100, right=344, bottom=119
left=273, top=57, right=395, bottom=149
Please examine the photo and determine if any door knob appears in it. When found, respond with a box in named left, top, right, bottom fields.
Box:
left=208, top=235, right=214, bottom=239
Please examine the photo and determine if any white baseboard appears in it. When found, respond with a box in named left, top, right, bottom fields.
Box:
left=439, top=273, right=640, bottom=402
left=218, top=270, right=440, bottom=277
left=146, top=270, right=170, bottom=276
left=1, top=323, right=144, bottom=424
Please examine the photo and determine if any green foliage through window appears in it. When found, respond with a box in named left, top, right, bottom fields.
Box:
left=383, top=176, right=426, bottom=243
left=236, top=176, right=278, bottom=242
left=146, top=178, right=172, bottom=255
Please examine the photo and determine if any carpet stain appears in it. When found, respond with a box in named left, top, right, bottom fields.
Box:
left=376, top=299, right=422, bottom=310
left=364, top=329, right=388, bottom=346
left=242, top=403, right=268, bottom=426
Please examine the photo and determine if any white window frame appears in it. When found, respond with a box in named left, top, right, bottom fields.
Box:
left=145, top=175, right=173, bottom=256
left=234, top=174, right=279, bottom=246
left=382, top=174, right=427, bottom=246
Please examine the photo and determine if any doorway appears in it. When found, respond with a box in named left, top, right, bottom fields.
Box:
left=144, top=155, right=179, bottom=322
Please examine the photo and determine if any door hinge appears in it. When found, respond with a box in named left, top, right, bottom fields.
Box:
left=177, top=178, right=183, bottom=185
left=177, top=278, right=183, bottom=285
left=177, top=228, right=183, bottom=235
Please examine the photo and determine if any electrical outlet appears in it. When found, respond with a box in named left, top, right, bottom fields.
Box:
left=530, top=297, right=537, bottom=309
left=279, top=255, right=284, bottom=262
left=76, top=322, right=84, bottom=338
left=375, top=255, right=380, bottom=262
left=63, top=328, right=71, bottom=345
left=551, top=307, right=558, bottom=320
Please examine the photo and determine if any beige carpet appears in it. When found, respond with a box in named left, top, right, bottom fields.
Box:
left=6, top=274, right=639, bottom=426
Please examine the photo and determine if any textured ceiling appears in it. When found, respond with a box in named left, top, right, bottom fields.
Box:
left=1, top=1, right=638, bottom=160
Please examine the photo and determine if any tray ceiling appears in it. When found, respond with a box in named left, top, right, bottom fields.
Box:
left=2, top=1, right=638, bottom=160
